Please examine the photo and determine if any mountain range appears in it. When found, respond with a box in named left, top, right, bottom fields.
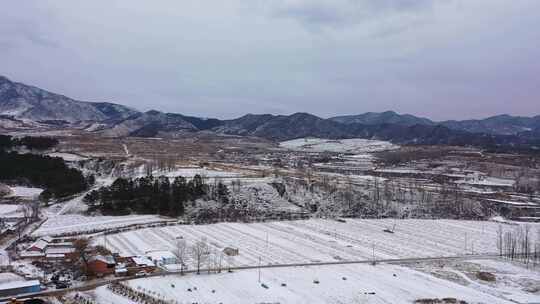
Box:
left=1, top=75, right=539, bottom=148
left=331, top=111, right=540, bottom=135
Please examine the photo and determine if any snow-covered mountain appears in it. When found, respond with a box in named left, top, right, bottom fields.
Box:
left=1, top=75, right=539, bottom=149
left=0, top=75, right=137, bottom=123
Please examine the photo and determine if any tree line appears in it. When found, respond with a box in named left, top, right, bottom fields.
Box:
left=0, top=151, right=90, bottom=199
left=0, top=134, right=59, bottom=150
left=496, top=225, right=540, bottom=267
left=83, top=174, right=230, bottom=217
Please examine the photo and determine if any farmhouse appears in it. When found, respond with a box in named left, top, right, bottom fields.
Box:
left=88, top=255, right=116, bottom=276
left=26, top=240, right=48, bottom=253
left=113, top=256, right=156, bottom=275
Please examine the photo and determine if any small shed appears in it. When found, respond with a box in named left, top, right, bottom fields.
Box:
left=27, top=240, right=48, bottom=252
left=146, top=250, right=177, bottom=266
left=223, top=247, right=239, bottom=256
left=126, top=256, right=156, bottom=275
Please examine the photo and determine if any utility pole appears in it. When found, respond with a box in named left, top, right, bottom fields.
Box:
left=372, top=243, right=376, bottom=265
left=464, top=233, right=468, bottom=254
left=258, top=256, right=262, bottom=283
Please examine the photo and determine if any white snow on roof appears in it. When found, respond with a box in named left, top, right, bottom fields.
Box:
left=45, top=247, right=75, bottom=255
left=131, top=256, right=155, bottom=267
left=28, top=240, right=48, bottom=251
left=146, top=250, right=176, bottom=261
left=20, top=251, right=45, bottom=258
left=41, top=236, right=53, bottom=243
left=90, top=255, right=115, bottom=264
left=0, top=279, right=40, bottom=290
left=0, top=273, right=23, bottom=284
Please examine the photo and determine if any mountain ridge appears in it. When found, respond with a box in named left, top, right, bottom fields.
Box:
left=0, top=75, right=137, bottom=123
left=330, top=111, right=540, bottom=136
left=1, top=75, right=539, bottom=148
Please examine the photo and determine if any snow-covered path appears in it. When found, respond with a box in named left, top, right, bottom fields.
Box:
left=122, top=144, right=130, bottom=157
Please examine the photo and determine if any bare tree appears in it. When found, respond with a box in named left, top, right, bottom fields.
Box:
left=207, top=249, right=222, bottom=274
left=174, top=238, right=188, bottom=275
left=496, top=225, right=503, bottom=256
left=226, top=254, right=235, bottom=272
left=73, top=238, right=91, bottom=275
left=372, top=177, right=380, bottom=206
left=190, top=239, right=210, bottom=274
left=21, top=202, right=32, bottom=224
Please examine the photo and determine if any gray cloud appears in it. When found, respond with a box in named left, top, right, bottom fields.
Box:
left=0, top=0, right=539, bottom=120
left=257, top=0, right=437, bottom=30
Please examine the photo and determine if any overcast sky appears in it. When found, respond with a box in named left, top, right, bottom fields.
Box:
left=1, top=0, right=539, bottom=120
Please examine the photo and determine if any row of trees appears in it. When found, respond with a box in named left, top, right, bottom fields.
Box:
left=0, top=135, right=59, bottom=151
left=496, top=225, right=540, bottom=266
left=0, top=151, right=90, bottom=199
left=174, top=238, right=233, bottom=275
left=284, top=172, right=486, bottom=219
left=84, top=175, right=230, bottom=217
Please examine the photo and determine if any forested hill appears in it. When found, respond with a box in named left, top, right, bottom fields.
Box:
left=0, top=134, right=58, bottom=150
left=0, top=135, right=90, bottom=199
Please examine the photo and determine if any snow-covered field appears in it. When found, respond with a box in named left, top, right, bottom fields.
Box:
left=47, top=152, right=88, bottom=162
left=97, top=219, right=518, bottom=266
left=280, top=138, right=397, bottom=154
left=92, top=263, right=513, bottom=304
left=156, top=168, right=240, bottom=178
left=0, top=204, right=23, bottom=217
left=465, top=259, right=540, bottom=303
left=32, top=214, right=171, bottom=237
left=456, top=176, right=515, bottom=188
left=412, top=258, right=540, bottom=303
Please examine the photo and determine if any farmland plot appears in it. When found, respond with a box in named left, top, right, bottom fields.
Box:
left=92, top=263, right=513, bottom=304
left=96, top=219, right=525, bottom=267
left=280, top=138, right=397, bottom=154
left=32, top=214, right=171, bottom=237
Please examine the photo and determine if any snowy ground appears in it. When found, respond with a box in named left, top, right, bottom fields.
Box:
left=96, top=219, right=527, bottom=267
left=280, top=138, right=398, bottom=154
left=47, top=152, right=89, bottom=162
left=5, top=186, right=43, bottom=198
left=0, top=204, right=22, bottom=217
left=91, top=263, right=514, bottom=304
left=412, top=258, right=540, bottom=303
left=154, top=167, right=242, bottom=178
left=31, top=214, right=171, bottom=237
left=456, top=176, right=515, bottom=188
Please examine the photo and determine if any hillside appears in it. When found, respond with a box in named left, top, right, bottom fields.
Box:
left=0, top=75, right=137, bottom=123
left=1, top=76, right=539, bottom=148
